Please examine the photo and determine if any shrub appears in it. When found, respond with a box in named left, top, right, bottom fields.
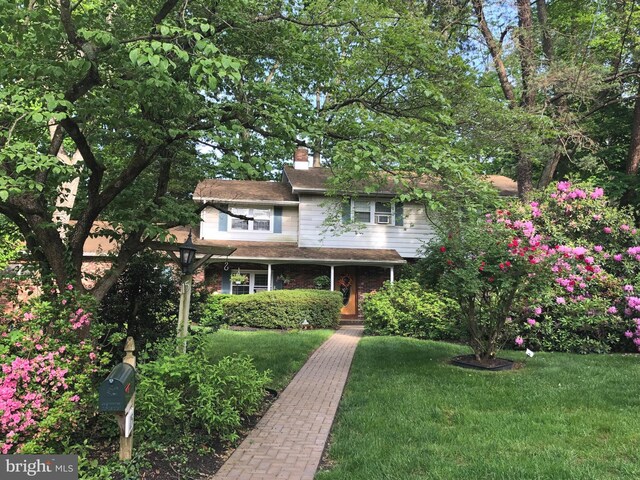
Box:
left=363, top=280, right=460, bottom=340
left=136, top=345, right=269, bottom=443
left=313, top=275, right=331, bottom=290
left=223, top=290, right=342, bottom=329
left=100, top=251, right=178, bottom=347
left=0, top=286, right=110, bottom=454
left=200, top=294, right=232, bottom=329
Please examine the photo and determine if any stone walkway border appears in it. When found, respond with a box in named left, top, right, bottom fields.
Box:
left=212, top=326, right=363, bottom=480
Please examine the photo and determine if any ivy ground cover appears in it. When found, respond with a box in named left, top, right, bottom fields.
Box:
left=317, top=337, right=640, bottom=480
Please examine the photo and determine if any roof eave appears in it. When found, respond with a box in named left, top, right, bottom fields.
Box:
left=194, top=197, right=299, bottom=205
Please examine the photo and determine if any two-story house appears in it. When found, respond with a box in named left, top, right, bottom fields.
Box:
left=186, top=147, right=517, bottom=317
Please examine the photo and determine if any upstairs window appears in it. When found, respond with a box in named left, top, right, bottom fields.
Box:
left=348, top=199, right=399, bottom=225
left=229, top=207, right=272, bottom=232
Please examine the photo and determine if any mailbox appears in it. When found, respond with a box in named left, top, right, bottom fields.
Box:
left=99, top=363, right=136, bottom=412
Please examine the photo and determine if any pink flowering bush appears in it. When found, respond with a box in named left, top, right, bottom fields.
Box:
left=420, top=214, right=554, bottom=363
left=420, top=180, right=640, bottom=358
left=0, top=287, right=109, bottom=454
left=510, top=181, right=640, bottom=354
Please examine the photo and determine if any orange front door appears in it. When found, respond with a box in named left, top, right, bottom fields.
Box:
left=335, top=268, right=357, bottom=316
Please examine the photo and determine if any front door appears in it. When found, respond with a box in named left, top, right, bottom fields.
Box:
left=336, top=268, right=357, bottom=316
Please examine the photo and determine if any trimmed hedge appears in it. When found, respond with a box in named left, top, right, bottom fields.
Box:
left=200, top=294, right=232, bottom=329
left=222, top=289, right=342, bottom=329
left=363, top=280, right=461, bottom=340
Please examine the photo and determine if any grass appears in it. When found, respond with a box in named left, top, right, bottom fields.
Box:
left=316, top=336, right=640, bottom=480
left=200, top=328, right=334, bottom=390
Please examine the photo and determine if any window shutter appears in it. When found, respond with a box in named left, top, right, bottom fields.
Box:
left=221, top=269, right=231, bottom=293
left=341, top=200, right=351, bottom=223
left=274, top=206, right=283, bottom=233
left=218, top=204, right=228, bottom=232
left=395, top=203, right=404, bottom=226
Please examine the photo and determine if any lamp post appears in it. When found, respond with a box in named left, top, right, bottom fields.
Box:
left=177, top=231, right=197, bottom=353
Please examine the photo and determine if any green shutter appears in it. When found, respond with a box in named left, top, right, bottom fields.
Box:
left=341, top=200, right=351, bottom=223
left=395, top=203, right=404, bottom=226
left=218, top=204, right=228, bottom=231
left=274, top=206, right=283, bottom=233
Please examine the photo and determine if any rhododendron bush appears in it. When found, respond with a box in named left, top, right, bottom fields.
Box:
left=0, top=287, right=109, bottom=454
left=419, top=180, right=640, bottom=359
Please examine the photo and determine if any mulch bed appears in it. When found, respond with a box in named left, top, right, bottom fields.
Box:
left=450, top=354, right=518, bottom=371
left=90, top=391, right=278, bottom=479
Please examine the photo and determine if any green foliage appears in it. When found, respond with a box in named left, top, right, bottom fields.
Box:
left=363, top=280, right=460, bottom=341
left=136, top=343, right=269, bottom=443
left=418, top=215, right=554, bottom=362
left=313, top=275, right=331, bottom=290
left=200, top=294, right=232, bottom=329
left=223, top=290, right=342, bottom=329
left=99, top=252, right=178, bottom=347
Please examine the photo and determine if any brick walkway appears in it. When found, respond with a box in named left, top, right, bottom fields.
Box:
left=212, top=326, right=363, bottom=480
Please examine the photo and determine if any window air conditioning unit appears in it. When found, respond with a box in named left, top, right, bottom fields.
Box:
left=375, top=214, right=391, bottom=224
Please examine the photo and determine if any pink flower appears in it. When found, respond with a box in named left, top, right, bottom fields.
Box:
left=66, top=284, right=73, bottom=290
left=607, top=306, right=618, bottom=314
left=89, top=352, right=97, bottom=361
left=593, top=245, right=603, bottom=252
left=69, top=395, right=80, bottom=403
left=621, top=224, right=630, bottom=232
left=61, top=299, right=67, bottom=305
left=624, top=285, right=634, bottom=292
left=533, top=307, right=542, bottom=315
left=515, top=336, right=524, bottom=346
left=590, top=187, right=604, bottom=199
left=593, top=214, right=602, bottom=221
left=625, top=330, right=634, bottom=338
left=614, top=254, right=623, bottom=262
left=557, top=181, right=571, bottom=192
left=556, top=297, right=566, bottom=304
left=23, top=312, right=34, bottom=321
left=527, top=318, right=536, bottom=326
left=603, top=227, right=612, bottom=234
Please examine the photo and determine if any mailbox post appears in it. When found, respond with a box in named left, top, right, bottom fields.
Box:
left=99, top=337, right=136, bottom=461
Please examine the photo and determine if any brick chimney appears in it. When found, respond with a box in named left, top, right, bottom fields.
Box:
left=294, top=146, right=309, bottom=170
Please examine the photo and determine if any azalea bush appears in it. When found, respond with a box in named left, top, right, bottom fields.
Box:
left=0, top=286, right=110, bottom=454
left=510, top=181, right=640, bottom=354
left=421, top=180, right=640, bottom=358
left=421, top=214, right=554, bottom=362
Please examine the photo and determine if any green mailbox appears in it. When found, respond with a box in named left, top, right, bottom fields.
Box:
left=99, top=363, right=136, bottom=412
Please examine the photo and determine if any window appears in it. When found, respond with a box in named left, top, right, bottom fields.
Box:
left=351, top=200, right=397, bottom=225
left=231, top=271, right=269, bottom=295
left=229, top=207, right=272, bottom=232
left=353, top=200, right=371, bottom=223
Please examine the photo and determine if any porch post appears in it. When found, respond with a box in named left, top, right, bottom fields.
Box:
left=330, top=265, right=335, bottom=291
left=267, top=263, right=272, bottom=291
left=390, top=266, right=395, bottom=284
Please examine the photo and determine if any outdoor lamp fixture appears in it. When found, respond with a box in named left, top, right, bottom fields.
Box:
left=179, top=230, right=197, bottom=274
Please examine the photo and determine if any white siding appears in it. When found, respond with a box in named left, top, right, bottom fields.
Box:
left=298, top=195, right=435, bottom=258
left=200, top=205, right=298, bottom=243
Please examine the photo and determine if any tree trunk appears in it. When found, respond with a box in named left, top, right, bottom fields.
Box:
left=626, top=86, right=640, bottom=176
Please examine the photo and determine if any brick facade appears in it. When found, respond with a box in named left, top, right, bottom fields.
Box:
left=204, top=262, right=390, bottom=317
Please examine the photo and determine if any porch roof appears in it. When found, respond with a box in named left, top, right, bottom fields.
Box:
left=169, top=229, right=405, bottom=266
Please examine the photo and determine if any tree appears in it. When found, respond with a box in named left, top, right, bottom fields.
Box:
left=1, top=0, right=495, bottom=301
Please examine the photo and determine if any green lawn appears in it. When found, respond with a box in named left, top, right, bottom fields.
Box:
left=200, top=328, right=334, bottom=391
left=317, top=336, right=640, bottom=480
